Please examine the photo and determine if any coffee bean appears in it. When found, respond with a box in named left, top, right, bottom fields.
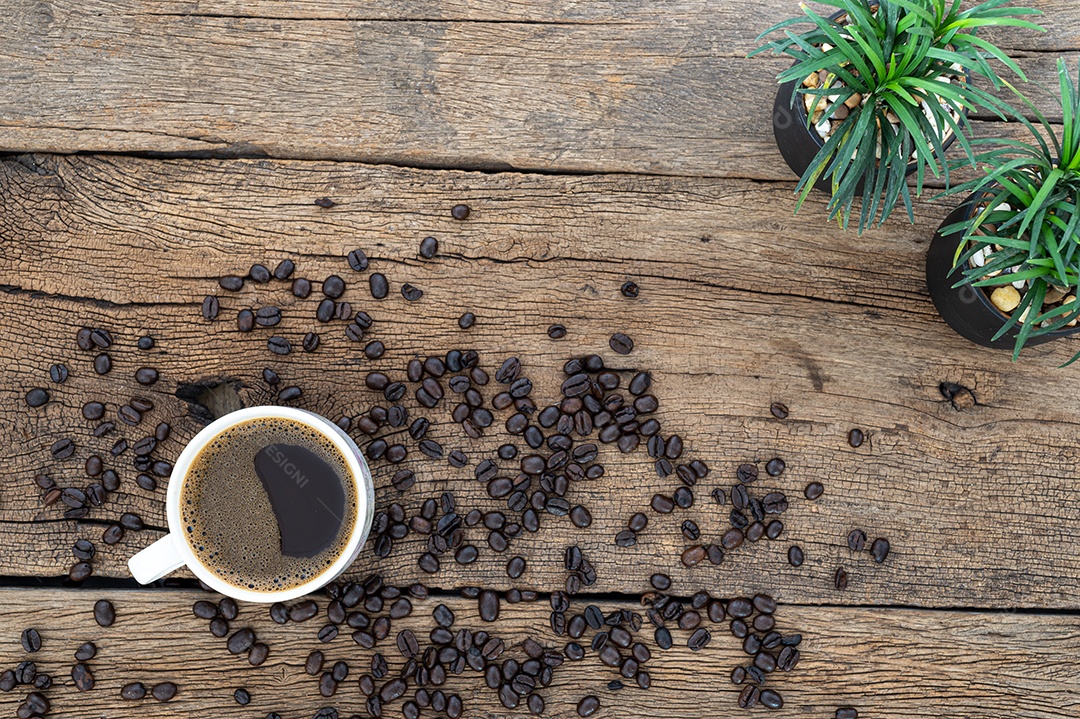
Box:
left=121, top=682, right=146, bottom=700
left=93, top=599, right=115, bottom=627
left=650, top=573, right=671, bottom=590
left=614, top=530, right=637, bottom=547
left=346, top=248, right=370, bottom=272
left=209, top=617, right=228, bottom=637
left=318, top=275, right=344, bottom=299
left=569, top=505, right=592, bottom=527
left=681, top=545, right=706, bottom=567
left=871, top=537, right=891, bottom=563
left=576, top=695, right=600, bottom=717
left=848, top=427, right=865, bottom=447
left=848, top=529, right=867, bottom=552
left=735, top=463, right=758, bottom=485
left=450, top=204, right=470, bottom=220
left=132, top=365, right=158, bottom=388
left=74, top=642, right=96, bottom=661
left=687, top=628, right=711, bottom=651
left=24, top=387, right=50, bottom=407
left=220, top=275, right=246, bottom=292
left=620, top=281, right=639, bottom=297
left=202, top=295, right=220, bottom=320
left=836, top=709, right=859, bottom=719
left=291, top=278, right=313, bottom=298
left=547, top=324, right=567, bottom=339
left=766, top=457, right=786, bottom=476
left=152, top=682, right=178, bottom=701
left=735, top=685, right=761, bottom=709
left=233, top=687, right=251, bottom=705
left=609, top=333, right=634, bottom=354
left=834, top=566, right=849, bottom=590
left=20, top=628, right=41, bottom=653
left=369, top=273, right=389, bottom=299
left=228, top=628, right=255, bottom=654
left=398, top=283, right=423, bottom=301
left=268, top=336, right=291, bottom=355
left=478, top=591, right=499, bottom=622
left=92, top=353, right=112, bottom=375
left=236, top=309, right=256, bottom=332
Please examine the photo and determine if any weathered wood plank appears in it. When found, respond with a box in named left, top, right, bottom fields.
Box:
left=0, top=588, right=1075, bottom=719
left=0, top=1, right=1074, bottom=173
left=1, top=155, right=1079, bottom=608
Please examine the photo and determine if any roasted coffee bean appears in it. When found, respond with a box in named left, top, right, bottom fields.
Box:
left=233, top=687, right=251, bottom=705
left=267, top=336, right=291, bottom=355
left=101, top=524, right=124, bottom=545
left=803, top=482, right=825, bottom=501
left=836, top=708, right=859, bottom=719
left=19, top=628, right=41, bottom=653
left=766, top=457, right=786, bottom=476
left=93, top=599, right=115, bottom=626
left=24, top=386, right=51, bottom=407
left=401, top=283, right=423, bottom=301
left=200, top=295, right=221, bottom=321
left=834, top=566, right=849, bottom=590
left=369, top=273, right=389, bottom=299
left=209, top=617, right=229, bottom=637
left=569, top=505, right=592, bottom=528
left=608, top=332, right=634, bottom=354
left=768, top=402, right=790, bottom=419
left=73, top=642, right=97, bottom=662
left=321, top=275, right=345, bottom=299
left=119, top=682, right=147, bottom=700
left=450, top=203, right=471, bottom=220
left=49, top=363, right=70, bottom=384
left=777, top=645, right=800, bottom=671
left=91, top=352, right=113, bottom=374
left=848, top=529, right=868, bottom=552
left=228, top=628, right=255, bottom=654
left=739, top=685, right=761, bottom=709
left=685, top=627, right=710, bottom=651
left=347, top=248, right=369, bottom=272
left=871, top=537, right=891, bottom=563
left=736, top=463, right=759, bottom=484
left=152, top=681, right=178, bottom=701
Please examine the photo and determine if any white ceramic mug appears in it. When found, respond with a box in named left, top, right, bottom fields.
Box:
left=128, top=406, right=375, bottom=602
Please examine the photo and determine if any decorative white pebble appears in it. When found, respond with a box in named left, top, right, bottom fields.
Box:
left=972, top=248, right=986, bottom=267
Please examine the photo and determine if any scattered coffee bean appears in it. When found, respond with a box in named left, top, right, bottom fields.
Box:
left=871, top=537, right=891, bottom=563
left=770, top=402, right=789, bottom=419
left=93, top=599, right=115, bottom=627
left=788, top=546, right=804, bottom=567
left=25, top=388, right=48, bottom=407
left=620, top=281, right=639, bottom=297
left=121, top=682, right=146, bottom=700
left=848, top=428, right=865, bottom=447
left=848, top=529, right=867, bottom=552
left=20, top=629, right=41, bottom=653
left=548, top=324, right=567, bottom=339
left=609, top=332, right=634, bottom=354
left=451, top=204, right=471, bottom=220
left=152, top=681, right=178, bottom=701
left=804, top=482, right=824, bottom=500
left=577, top=695, right=600, bottom=717
left=401, top=283, right=423, bottom=301
left=834, top=566, right=849, bottom=590
left=370, top=273, right=389, bottom=299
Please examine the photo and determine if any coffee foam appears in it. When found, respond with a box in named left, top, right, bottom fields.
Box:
left=180, top=417, right=357, bottom=592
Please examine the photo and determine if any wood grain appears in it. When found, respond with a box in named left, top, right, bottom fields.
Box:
left=0, top=0, right=1075, bottom=174
left=0, top=588, right=1074, bottom=719
left=2, top=155, right=1079, bottom=608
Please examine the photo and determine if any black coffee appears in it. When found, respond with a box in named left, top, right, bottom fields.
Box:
left=181, top=417, right=358, bottom=592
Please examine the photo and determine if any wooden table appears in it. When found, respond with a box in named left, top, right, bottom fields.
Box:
left=1, top=2, right=1078, bottom=717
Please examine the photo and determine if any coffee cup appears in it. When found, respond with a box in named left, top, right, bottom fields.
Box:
left=128, top=406, right=374, bottom=602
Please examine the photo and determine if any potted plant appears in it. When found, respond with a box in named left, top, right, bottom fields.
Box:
left=928, top=58, right=1080, bottom=362
left=752, top=0, right=1041, bottom=233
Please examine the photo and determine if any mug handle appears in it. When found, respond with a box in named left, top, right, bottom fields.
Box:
left=128, top=534, right=186, bottom=584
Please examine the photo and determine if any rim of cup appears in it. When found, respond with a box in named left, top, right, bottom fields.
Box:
left=166, top=405, right=372, bottom=602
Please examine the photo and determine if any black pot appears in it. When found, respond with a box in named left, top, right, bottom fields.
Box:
left=926, top=193, right=1080, bottom=349
left=771, top=50, right=966, bottom=195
